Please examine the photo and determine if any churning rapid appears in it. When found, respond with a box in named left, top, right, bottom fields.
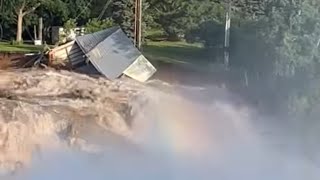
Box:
left=0, top=69, right=319, bottom=180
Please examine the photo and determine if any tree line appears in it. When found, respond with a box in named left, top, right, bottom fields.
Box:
left=0, top=0, right=225, bottom=42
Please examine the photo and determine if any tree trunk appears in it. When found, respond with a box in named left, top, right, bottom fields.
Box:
left=16, top=10, right=24, bottom=43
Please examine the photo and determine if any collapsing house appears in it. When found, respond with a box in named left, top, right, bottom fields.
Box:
left=48, top=26, right=156, bottom=82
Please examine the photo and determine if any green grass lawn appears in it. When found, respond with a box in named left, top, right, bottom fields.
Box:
left=0, top=42, right=43, bottom=53
left=0, top=39, right=211, bottom=68
left=143, top=41, right=210, bottom=66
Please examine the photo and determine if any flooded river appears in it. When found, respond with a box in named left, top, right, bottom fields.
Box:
left=0, top=69, right=319, bottom=180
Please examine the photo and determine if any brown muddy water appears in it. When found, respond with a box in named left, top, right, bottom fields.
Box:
left=0, top=68, right=319, bottom=180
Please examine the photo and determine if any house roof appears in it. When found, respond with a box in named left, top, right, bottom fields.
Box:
left=76, top=26, right=119, bottom=54
left=76, top=27, right=141, bottom=79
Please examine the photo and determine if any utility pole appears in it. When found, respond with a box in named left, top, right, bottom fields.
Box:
left=224, top=1, right=231, bottom=70
left=134, top=0, right=142, bottom=50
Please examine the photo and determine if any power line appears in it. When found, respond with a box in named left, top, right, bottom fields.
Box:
left=75, top=0, right=94, bottom=20
left=97, top=0, right=112, bottom=20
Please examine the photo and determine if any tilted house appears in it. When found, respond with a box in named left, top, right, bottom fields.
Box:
left=49, top=26, right=156, bottom=82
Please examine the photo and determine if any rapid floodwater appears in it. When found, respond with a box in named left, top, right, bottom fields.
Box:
left=1, top=70, right=320, bottom=180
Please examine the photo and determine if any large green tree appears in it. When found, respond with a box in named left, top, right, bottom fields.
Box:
left=35, top=0, right=68, bottom=27
left=271, top=0, right=320, bottom=115
left=147, top=0, right=223, bottom=40
left=7, top=0, right=44, bottom=42
left=111, top=0, right=151, bottom=41
left=188, top=0, right=320, bottom=115
left=0, top=0, right=16, bottom=39
left=231, top=0, right=320, bottom=115
left=2, top=0, right=92, bottom=42
left=111, top=0, right=135, bottom=39
left=63, top=0, right=92, bottom=25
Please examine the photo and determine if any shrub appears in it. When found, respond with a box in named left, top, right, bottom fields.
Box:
left=84, top=18, right=114, bottom=34
left=185, top=20, right=224, bottom=49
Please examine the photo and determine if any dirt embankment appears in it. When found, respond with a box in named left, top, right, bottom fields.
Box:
left=0, top=53, right=40, bottom=70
